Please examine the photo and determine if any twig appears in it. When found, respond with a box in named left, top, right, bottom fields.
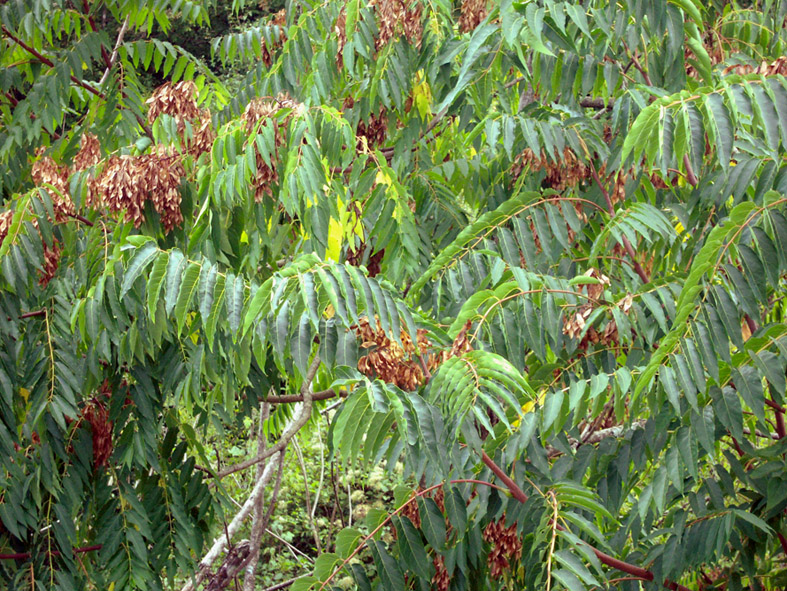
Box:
left=20, top=310, right=46, bottom=319
left=262, top=578, right=299, bottom=591
left=0, top=544, right=101, bottom=561
left=624, top=43, right=652, bottom=86
left=266, top=388, right=345, bottom=404
left=773, top=396, right=786, bottom=439
left=292, top=437, right=322, bottom=553
left=682, top=154, right=699, bottom=187
left=66, top=212, right=94, bottom=227
left=98, top=16, right=130, bottom=87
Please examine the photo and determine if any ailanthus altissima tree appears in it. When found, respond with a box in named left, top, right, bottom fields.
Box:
left=3, top=0, right=787, bottom=589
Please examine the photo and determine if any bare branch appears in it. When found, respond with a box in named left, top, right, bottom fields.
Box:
left=99, top=16, right=130, bottom=87
left=242, top=402, right=271, bottom=591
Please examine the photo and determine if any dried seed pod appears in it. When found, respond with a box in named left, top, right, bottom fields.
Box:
left=73, top=133, right=101, bottom=171
left=356, top=105, right=388, bottom=150
left=335, top=9, right=347, bottom=70
left=39, top=241, right=61, bottom=287
left=483, top=517, right=522, bottom=580
left=146, top=80, right=201, bottom=124
left=138, top=147, right=186, bottom=232
left=511, top=147, right=590, bottom=192
left=189, top=109, right=216, bottom=158
left=722, top=55, right=787, bottom=77
left=31, top=149, right=74, bottom=222
left=431, top=555, right=450, bottom=591
left=96, top=155, right=146, bottom=226
left=82, top=384, right=114, bottom=470
left=354, top=316, right=436, bottom=391
left=241, top=92, right=300, bottom=202
left=374, top=0, right=423, bottom=49
left=459, top=0, right=488, bottom=32
left=0, top=210, right=13, bottom=245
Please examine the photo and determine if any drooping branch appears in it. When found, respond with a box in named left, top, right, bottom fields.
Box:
left=1, top=24, right=152, bottom=137
left=2, top=26, right=102, bottom=98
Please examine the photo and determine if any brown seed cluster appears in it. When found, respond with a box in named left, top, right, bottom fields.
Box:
left=562, top=269, right=633, bottom=351
left=355, top=317, right=437, bottom=391
left=146, top=80, right=215, bottom=158
left=512, top=148, right=591, bottom=193
left=356, top=104, right=389, bottom=151
left=0, top=210, right=13, bottom=245
left=373, top=0, right=423, bottom=49
left=346, top=245, right=384, bottom=277
left=483, top=517, right=522, bottom=580
left=31, top=149, right=74, bottom=222
left=81, top=381, right=114, bottom=470
left=432, top=555, right=450, bottom=591
left=261, top=9, right=288, bottom=67
left=722, top=55, right=787, bottom=77
left=95, top=147, right=186, bottom=232
left=459, top=0, right=488, bottom=33
left=335, top=9, right=347, bottom=70
left=241, top=92, right=298, bottom=202
left=39, top=241, right=61, bottom=287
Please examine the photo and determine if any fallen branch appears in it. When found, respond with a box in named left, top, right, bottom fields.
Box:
left=183, top=355, right=320, bottom=591
left=216, top=355, right=321, bottom=478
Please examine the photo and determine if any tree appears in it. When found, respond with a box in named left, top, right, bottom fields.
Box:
left=2, top=0, right=787, bottom=589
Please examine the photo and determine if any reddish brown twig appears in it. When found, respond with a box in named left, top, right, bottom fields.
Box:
left=0, top=544, right=101, bottom=560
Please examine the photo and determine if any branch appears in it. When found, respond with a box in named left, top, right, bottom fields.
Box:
left=682, top=154, right=699, bottom=187
left=579, top=97, right=614, bottom=109
left=242, top=402, right=271, bottom=591
left=216, top=355, right=321, bottom=478
left=182, top=452, right=281, bottom=591
left=20, top=309, right=46, bottom=319
left=2, top=26, right=102, bottom=98
left=0, top=544, right=101, bottom=560
left=262, top=578, right=298, bottom=591
left=266, top=388, right=345, bottom=404
left=1, top=24, right=152, bottom=138
left=98, top=16, right=130, bottom=87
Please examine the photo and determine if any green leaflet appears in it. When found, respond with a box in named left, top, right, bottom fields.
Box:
left=634, top=201, right=760, bottom=402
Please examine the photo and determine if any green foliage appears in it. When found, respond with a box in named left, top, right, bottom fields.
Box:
left=4, top=0, right=787, bottom=590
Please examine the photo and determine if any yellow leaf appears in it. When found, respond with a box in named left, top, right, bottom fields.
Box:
left=375, top=169, right=394, bottom=186
left=326, top=217, right=343, bottom=262
left=412, top=70, right=433, bottom=120
left=19, top=387, right=29, bottom=403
